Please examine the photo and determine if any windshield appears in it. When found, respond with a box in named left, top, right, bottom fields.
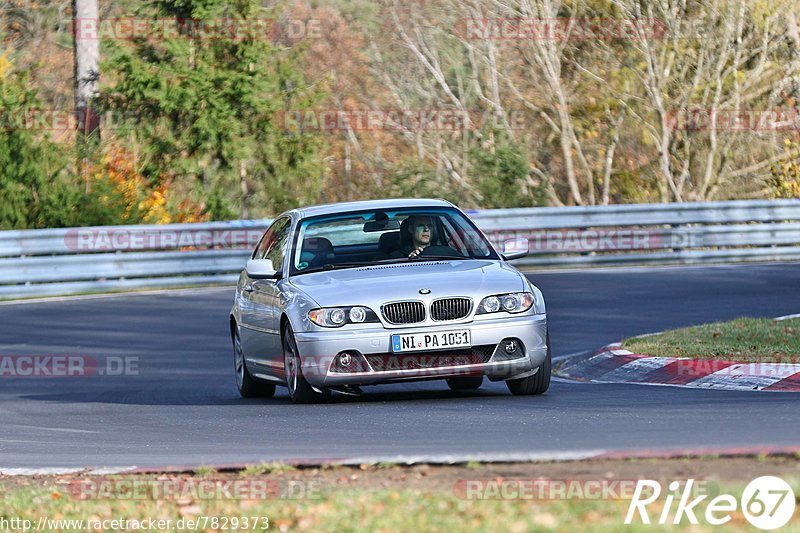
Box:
left=290, top=207, right=498, bottom=275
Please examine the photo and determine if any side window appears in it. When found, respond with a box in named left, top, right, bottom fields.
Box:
left=253, top=217, right=290, bottom=258
left=265, top=218, right=291, bottom=272
left=252, top=229, right=273, bottom=260
left=254, top=217, right=292, bottom=273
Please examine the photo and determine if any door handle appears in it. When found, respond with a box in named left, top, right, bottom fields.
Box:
left=244, top=284, right=254, bottom=293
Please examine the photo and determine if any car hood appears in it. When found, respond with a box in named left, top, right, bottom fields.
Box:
left=287, top=260, right=526, bottom=307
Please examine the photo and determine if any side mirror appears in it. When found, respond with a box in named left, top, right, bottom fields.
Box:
left=501, top=237, right=529, bottom=261
left=246, top=258, right=279, bottom=280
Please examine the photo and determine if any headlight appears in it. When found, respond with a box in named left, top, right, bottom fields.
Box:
left=482, top=296, right=500, bottom=313
left=349, top=306, right=367, bottom=323
left=476, top=292, right=534, bottom=314
left=309, top=306, right=378, bottom=327
left=329, top=308, right=346, bottom=325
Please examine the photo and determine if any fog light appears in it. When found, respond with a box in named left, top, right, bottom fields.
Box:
left=331, top=351, right=370, bottom=373
left=492, top=338, right=525, bottom=361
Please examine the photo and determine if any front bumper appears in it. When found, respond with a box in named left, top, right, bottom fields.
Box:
left=294, top=314, right=547, bottom=387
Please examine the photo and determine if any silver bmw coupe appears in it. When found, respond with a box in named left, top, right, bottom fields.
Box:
left=229, top=198, right=549, bottom=403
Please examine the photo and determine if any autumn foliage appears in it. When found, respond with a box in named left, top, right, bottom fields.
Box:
left=2, top=0, right=800, bottom=229
left=92, top=146, right=208, bottom=224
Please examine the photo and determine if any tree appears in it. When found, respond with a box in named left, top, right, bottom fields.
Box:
left=100, top=0, right=325, bottom=219
left=472, top=129, right=545, bottom=208
left=607, top=0, right=799, bottom=201
left=72, top=0, right=100, bottom=191
left=0, top=59, right=68, bottom=228
left=367, top=0, right=800, bottom=205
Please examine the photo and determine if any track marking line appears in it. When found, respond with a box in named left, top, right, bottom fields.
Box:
left=0, top=468, right=84, bottom=476
left=9, top=444, right=800, bottom=474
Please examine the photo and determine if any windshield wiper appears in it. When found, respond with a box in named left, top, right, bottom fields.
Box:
left=295, top=256, right=470, bottom=275
left=320, top=259, right=417, bottom=269
left=296, top=261, right=379, bottom=275
left=323, top=262, right=376, bottom=269
left=408, top=254, right=468, bottom=261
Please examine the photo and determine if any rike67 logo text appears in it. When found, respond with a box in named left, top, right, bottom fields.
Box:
left=626, top=476, right=795, bottom=530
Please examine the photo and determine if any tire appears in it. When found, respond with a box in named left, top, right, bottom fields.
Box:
left=283, top=324, right=328, bottom=404
left=506, top=332, right=551, bottom=396
left=446, top=376, right=484, bottom=390
left=233, top=324, right=276, bottom=398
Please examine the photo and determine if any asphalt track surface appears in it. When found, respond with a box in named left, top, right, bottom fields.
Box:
left=1, top=263, right=799, bottom=469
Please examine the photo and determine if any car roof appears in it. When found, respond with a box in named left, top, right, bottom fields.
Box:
left=292, top=198, right=455, bottom=219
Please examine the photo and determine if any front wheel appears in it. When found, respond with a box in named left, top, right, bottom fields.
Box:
left=506, top=332, right=551, bottom=396
left=233, top=324, right=276, bottom=398
left=283, top=324, right=328, bottom=404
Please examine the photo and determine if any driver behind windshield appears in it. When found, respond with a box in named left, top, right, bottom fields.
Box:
left=390, top=215, right=454, bottom=259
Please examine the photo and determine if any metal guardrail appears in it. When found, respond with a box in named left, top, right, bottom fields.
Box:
left=0, top=199, right=798, bottom=300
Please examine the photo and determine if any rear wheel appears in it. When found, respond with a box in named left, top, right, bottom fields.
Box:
left=233, top=324, right=276, bottom=398
left=446, top=376, right=483, bottom=390
left=506, top=332, right=551, bottom=396
left=283, top=324, right=328, bottom=404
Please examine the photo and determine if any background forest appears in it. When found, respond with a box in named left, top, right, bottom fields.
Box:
left=2, top=0, right=800, bottom=228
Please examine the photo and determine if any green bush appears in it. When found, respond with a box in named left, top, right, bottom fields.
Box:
left=471, top=130, right=546, bottom=208
left=99, top=0, right=326, bottom=219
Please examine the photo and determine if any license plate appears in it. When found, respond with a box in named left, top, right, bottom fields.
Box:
left=391, top=330, right=471, bottom=353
